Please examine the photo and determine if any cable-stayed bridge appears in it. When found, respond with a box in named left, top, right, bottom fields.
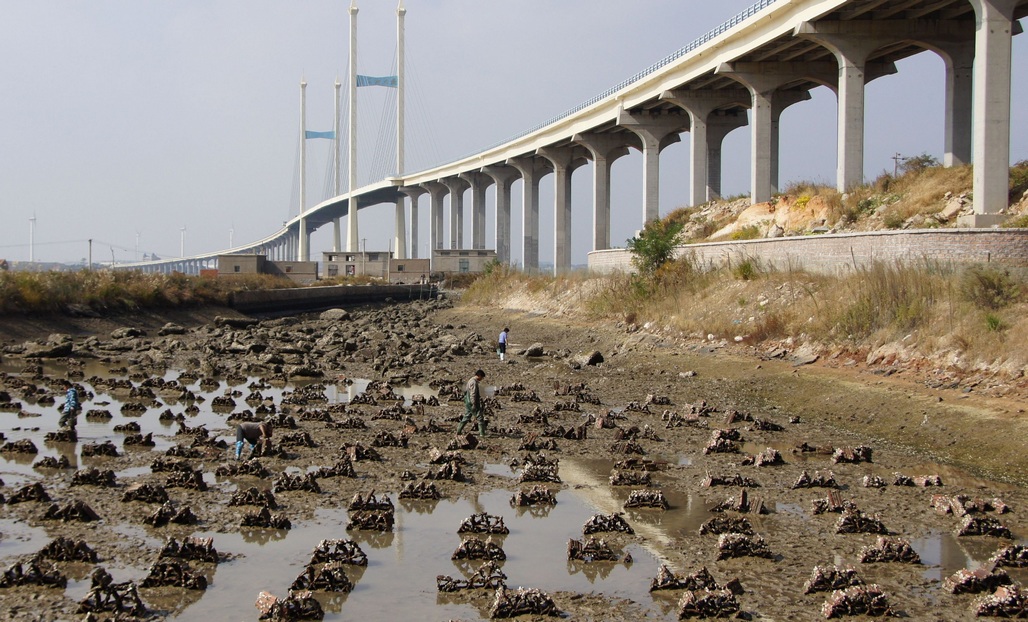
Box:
left=121, top=0, right=1026, bottom=276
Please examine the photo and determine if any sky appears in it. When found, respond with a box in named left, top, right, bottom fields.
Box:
left=1, top=1, right=1025, bottom=268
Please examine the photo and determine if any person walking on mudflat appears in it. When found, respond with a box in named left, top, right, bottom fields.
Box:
left=457, top=369, right=487, bottom=436
left=59, top=382, right=80, bottom=428
left=497, top=327, right=509, bottom=361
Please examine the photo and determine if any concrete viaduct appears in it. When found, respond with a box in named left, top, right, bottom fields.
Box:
left=130, top=0, right=1026, bottom=276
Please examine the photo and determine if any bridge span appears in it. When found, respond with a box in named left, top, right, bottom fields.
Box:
left=126, top=0, right=1026, bottom=276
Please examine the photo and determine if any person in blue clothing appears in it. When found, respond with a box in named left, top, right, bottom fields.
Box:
left=497, top=327, right=509, bottom=361
left=58, top=382, right=80, bottom=428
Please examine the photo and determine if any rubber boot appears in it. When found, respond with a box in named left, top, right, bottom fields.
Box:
left=235, top=440, right=244, bottom=460
left=499, top=353, right=504, bottom=361
left=478, top=421, right=487, bottom=437
left=456, top=420, right=467, bottom=435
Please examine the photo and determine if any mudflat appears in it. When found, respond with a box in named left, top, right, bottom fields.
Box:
left=0, top=300, right=1025, bottom=620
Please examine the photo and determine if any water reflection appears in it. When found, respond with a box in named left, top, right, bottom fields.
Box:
left=512, top=502, right=555, bottom=519
left=240, top=528, right=289, bottom=545
left=141, top=584, right=207, bottom=618
left=2, top=451, right=40, bottom=469
left=566, top=557, right=633, bottom=583
left=399, top=498, right=441, bottom=515
left=349, top=530, right=395, bottom=550
left=560, top=457, right=711, bottom=543
left=314, top=592, right=351, bottom=614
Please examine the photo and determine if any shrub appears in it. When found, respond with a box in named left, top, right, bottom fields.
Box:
left=482, top=258, right=502, bottom=275
left=959, top=266, right=1021, bottom=310
left=730, top=225, right=762, bottom=241
left=733, top=259, right=759, bottom=281
left=857, top=197, right=879, bottom=215
left=1010, top=160, right=1028, bottom=202
left=985, top=313, right=1004, bottom=332
left=900, top=153, right=941, bottom=175
left=1004, top=214, right=1028, bottom=228
left=882, top=210, right=905, bottom=229
left=627, top=217, right=684, bottom=277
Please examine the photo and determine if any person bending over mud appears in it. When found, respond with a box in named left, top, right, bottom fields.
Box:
left=235, top=421, right=272, bottom=459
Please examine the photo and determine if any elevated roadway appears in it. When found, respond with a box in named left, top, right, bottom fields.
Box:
left=125, top=0, right=1026, bottom=275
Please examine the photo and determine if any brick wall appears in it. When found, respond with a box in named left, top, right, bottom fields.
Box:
left=588, top=229, right=1028, bottom=274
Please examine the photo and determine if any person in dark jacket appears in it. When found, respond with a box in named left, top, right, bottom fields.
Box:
left=456, top=369, right=486, bottom=436
left=235, top=421, right=272, bottom=459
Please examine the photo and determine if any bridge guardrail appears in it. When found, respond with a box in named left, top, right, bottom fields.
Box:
left=468, top=0, right=779, bottom=158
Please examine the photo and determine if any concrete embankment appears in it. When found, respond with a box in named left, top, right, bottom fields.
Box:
left=228, top=283, right=438, bottom=315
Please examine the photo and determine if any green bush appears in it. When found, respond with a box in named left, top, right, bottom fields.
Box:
left=985, top=313, right=1005, bottom=332
left=733, top=259, right=759, bottom=281
left=627, top=217, right=684, bottom=277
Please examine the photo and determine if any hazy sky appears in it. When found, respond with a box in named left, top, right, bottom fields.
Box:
left=1, top=1, right=1025, bottom=267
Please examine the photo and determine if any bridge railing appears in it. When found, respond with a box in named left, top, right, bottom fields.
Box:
left=467, top=0, right=780, bottom=157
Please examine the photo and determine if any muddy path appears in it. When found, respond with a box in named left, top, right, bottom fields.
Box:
left=0, top=300, right=1026, bottom=620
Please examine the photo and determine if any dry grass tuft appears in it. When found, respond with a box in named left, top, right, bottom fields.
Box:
left=0, top=270, right=295, bottom=314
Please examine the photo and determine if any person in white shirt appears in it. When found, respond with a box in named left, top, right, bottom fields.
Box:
left=497, top=327, right=509, bottom=361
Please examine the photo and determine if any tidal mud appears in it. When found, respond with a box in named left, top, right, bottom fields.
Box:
left=0, top=299, right=1026, bottom=620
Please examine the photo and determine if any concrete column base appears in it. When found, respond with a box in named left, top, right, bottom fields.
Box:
left=957, top=213, right=1008, bottom=228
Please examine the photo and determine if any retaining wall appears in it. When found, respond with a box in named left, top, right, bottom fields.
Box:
left=229, top=284, right=438, bottom=315
left=588, top=229, right=1028, bottom=274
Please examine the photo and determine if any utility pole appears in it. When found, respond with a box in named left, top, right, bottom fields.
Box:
left=394, top=0, right=408, bottom=259
left=180, top=226, right=186, bottom=257
left=28, top=213, right=36, bottom=262
left=892, top=152, right=904, bottom=178
left=88, top=239, right=93, bottom=271
left=333, top=79, right=342, bottom=252
left=361, top=237, right=367, bottom=276
left=299, top=78, right=308, bottom=262
left=347, top=0, right=359, bottom=253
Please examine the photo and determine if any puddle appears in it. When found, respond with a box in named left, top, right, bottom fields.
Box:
left=0, top=368, right=436, bottom=480
left=558, top=457, right=712, bottom=547
left=117, top=490, right=673, bottom=622
left=341, top=379, right=439, bottom=406
left=910, top=530, right=1028, bottom=583
left=0, top=519, right=50, bottom=560
left=482, top=462, right=516, bottom=478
